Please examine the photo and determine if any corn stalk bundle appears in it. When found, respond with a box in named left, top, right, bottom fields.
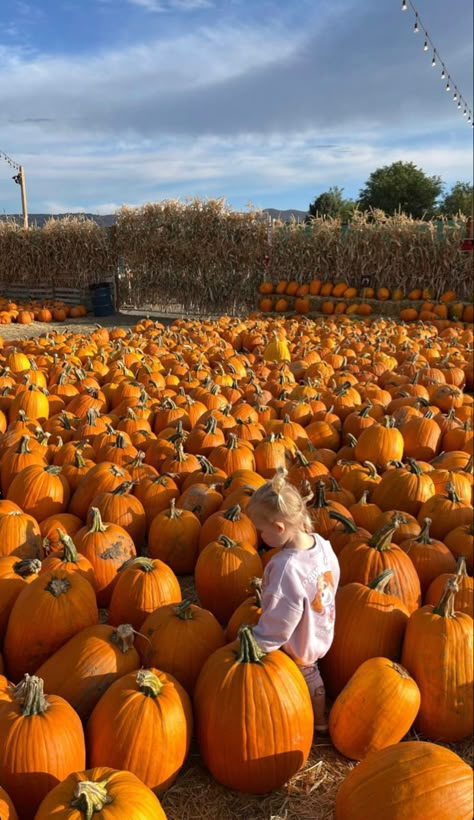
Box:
left=114, top=199, right=267, bottom=313
left=0, top=217, right=117, bottom=289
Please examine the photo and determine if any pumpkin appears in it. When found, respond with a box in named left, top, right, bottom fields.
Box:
left=147, top=499, right=201, bottom=574
left=355, top=417, right=404, bottom=471
left=40, top=532, right=97, bottom=590
left=35, top=623, right=141, bottom=721
left=90, top=480, right=147, bottom=548
left=34, top=767, right=166, bottom=819
left=319, top=569, right=410, bottom=699
left=0, top=511, right=42, bottom=560
left=401, top=577, right=473, bottom=742
left=334, top=741, right=473, bottom=820
left=194, top=625, right=313, bottom=793
left=424, top=556, right=473, bottom=617
left=0, top=786, right=17, bottom=820
left=7, top=464, right=70, bottom=522
left=225, top=576, right=263, bottom=640
left=68, top=462, right=132, bottom=520
left=0, top=674, right=85, bottom=820
left=133, top=473, right=180, bottom=527
left=73, top=507, right=136, bottom=607
left=3, top=569, right=98, bottom=681
left=399, top=517, right=456, bottom=595
left=417, top=482, right=473, bottom=540
left=329, top=658, right=420, bottom=760
left=443, top=521, right=474, bottom=573
left=87, top=668, right=192, bottom=793
left=0, top=557, right=42, bottom=639
left=108, top=556, right=181, bottom=630
left=371, top=458, right=435, bottom=516
left=198, top=503, right=258, bottom=552
left=195, top=535, right=263, bottom=624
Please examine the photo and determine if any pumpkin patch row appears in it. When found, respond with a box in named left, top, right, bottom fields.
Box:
left=0, top=314, right=472, bottom=818
left=0, top=297, right=88, bottom=325
left=257, top=279, right=473, bottom=322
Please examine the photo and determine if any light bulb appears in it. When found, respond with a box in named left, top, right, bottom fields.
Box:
left=431, top=54, right=436, bottom=67
left=441, top=67, right=446, bottom=79
left=463, top=108, right=467, bottom=116
left=423, top=40, right=429, bottom=51
left=468, top=114, right=472, bottom=122
left=413, top=18, right=419, bottom=32
left=401, top=0, right=407, bottom=10
left=457, top=100, right=461, bottom=109
left=453, top=90, right=457, bottom=100
left=446, top=80, right=450, bottom=91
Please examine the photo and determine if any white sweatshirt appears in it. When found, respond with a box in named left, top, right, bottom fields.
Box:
left=252, top=534, right=340, bottom=666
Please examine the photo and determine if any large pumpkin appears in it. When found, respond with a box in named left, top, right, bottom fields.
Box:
left=7, top=464, right=70, bottom=522
left=137, top=599, right=226, bottom=695
left=328, top=657, right=420, bottom=760
left=401, top=577, right=473, bottom=742
left=194, top=626, right=314, bottom=793
left=35, top=623, right=140, bottom=721
left=334, top=741, right=473, bottom=820
left=3, top=570, right=98, bottom=681
left=87, top=668, right=192, bottom=793
left=108, top=556, right=181, bottom=630
left=34, top=767, right=166, bottom=819
left=0, top=674, right=85, bottom=820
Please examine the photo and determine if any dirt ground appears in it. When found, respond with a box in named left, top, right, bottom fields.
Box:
left=0, top=310, right=180, bottom=344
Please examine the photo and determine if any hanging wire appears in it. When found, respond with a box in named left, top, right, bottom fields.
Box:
left=402, top=0, right=473, bottom=126
left=0, top=149, right=21, bottom=172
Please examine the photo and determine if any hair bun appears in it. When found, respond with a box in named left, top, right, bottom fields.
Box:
left=271, top=467, right=288, bottom=495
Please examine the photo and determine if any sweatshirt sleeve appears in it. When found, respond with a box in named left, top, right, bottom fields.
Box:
left=252, top=580, right=303, bottom=654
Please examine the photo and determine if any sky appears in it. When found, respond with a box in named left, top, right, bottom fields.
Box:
left=0, top=0, right=472, bottom=216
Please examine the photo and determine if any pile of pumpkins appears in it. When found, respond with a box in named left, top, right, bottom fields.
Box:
left=0, top=298, right=88, bottom=325
left=0, top=314, right=472, bottom=819
left=258, top=278, right=474, bottom=324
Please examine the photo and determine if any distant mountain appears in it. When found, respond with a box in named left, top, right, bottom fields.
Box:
left=2, top=207, right=308, bottom=228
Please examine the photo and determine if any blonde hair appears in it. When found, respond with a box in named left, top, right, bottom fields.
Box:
left=246, top=468, right=313, bottom=533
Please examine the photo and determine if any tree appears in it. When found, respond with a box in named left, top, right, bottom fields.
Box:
left=438, top=181, right=473, bottom=217
left=308, top=187, right=356, bottom=220
left=358, top=161, right=443, bottom=219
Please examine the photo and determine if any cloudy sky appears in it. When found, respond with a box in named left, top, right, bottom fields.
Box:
left=0, top=0, right=472, bottom=215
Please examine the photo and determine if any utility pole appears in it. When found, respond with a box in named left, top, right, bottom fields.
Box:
left=1, top=149, right=29, bottom=229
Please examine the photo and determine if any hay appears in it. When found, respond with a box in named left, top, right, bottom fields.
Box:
left=161, top=738, right=354, bottom=820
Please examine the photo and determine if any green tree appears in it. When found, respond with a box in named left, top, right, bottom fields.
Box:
left=438, top=181, right=473, bottom=217
left=308, top=186, right=356, bottom=220
left=358, top=161, right=443, bottom=219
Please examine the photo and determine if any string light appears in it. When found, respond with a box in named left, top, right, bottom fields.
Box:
left=401, top=0, right=473, bottom=126
left=0, top=149, right=21, bottom=172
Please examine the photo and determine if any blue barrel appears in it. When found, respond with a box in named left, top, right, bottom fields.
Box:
left=90, top=282, right=114, bottom=316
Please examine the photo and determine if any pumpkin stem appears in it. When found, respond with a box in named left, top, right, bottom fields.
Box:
left=110, top=480, right=136, bottom=496
left=11, top=674, right=49, bottom=716
left=223, top=503, right=242, bottom=522
left=196, top=455, right=220, bottom=475
left=368, top=513, right=406, bottom=551
left=87, top=507, right=107, bottom=533
left=16, top=434, right=32, bottom=454
left=328, top=509, right=358, bottom=533
left=454, top=556, right=467, bottom=578
left=45, top=575, right=72, bottom=597
left=58, top=532, right=81, bottom=563
left=110, top=624, right=136, bottom=652
left=119, top=556, right=155, bottom=573
left=13, top=558, right=42, bottom=577
left=445, top=481, right=461, bottom=503
left=313, top=480, right=329, bottom=508
left=406, top=457, right=423, bottom=476
left=416, top=518, right=433, bottom=545
left=235, top=625, right=265, bottom=664
left=70, top=780, right=113, bottom=819
left=173, top=599, right=194, bottom=620
left=218, top=534, right=238, bottom=549
left=136, top=668, right=164, bottom=697
left=390, top=662, right=412, bottom=680
left=368, top=568, right=395, bottom=592
left=433, top=577, right=459, bottom=618
left=250, top=576, right=263, bottom=607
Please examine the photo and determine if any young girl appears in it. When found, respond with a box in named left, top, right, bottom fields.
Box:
left=246, top=468, right=340, bottom=731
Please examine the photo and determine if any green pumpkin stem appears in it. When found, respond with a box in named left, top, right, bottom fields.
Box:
left=173, top=599, right=194, bottom=620
left=218, top=534, right=238, bottom=549
left=197, top=455, right=221, bottom=475
left=368, top=513, right=406, bottom=551
left=223, top=503, right=242, bottom=522
left=136, top=669, right=164, bottom=697
left=58, top=531, right=81, bottom=563
left=416, top=518, right=433, bottom=544
left=406, top=457, right=423, bottom=475
left=433, top=577, right=459, bottom=618
left=12, top=674, right=49, bottom=716
left=368, top=568, right=395, bottom=592
left=235, top=625, right=265, bottom=664
left=16, top=434, right=32, bottom=454
left=328, top=509, right=358, bottom=533
left=111, top=480, right=136, bottom=496
left=88, top=507, right=107, bottom=533
left=119, top=556, right=155, bottom=573
left=71, top=780, right=113, bottom=819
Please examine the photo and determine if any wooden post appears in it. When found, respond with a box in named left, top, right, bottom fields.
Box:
left=19, top=166, right=28, bottom=229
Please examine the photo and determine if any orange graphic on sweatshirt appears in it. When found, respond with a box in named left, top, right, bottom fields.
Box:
left=311, top=571, right=335, bottom=614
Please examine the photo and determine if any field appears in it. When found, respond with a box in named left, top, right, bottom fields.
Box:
left=0, top=308, right=472, bottom=819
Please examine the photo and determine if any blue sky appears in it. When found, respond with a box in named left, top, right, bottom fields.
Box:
left=0, top=0, right=472, bottom=215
